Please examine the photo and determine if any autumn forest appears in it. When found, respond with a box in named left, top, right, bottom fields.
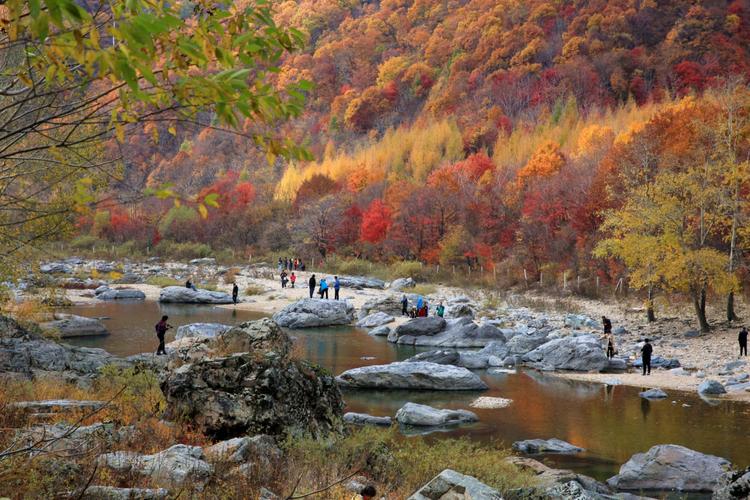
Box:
left=51, top=0, right=750, bottom=329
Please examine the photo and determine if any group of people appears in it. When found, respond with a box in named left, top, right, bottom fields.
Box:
left=306, top=274, right=341, bottom=300
left=278, top=257, right=306, bottom=272
left=400, top=295, right=445, bottom=318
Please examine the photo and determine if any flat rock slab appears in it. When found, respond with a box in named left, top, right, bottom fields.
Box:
left=408, top=469, right=502, bottom=500
left=272, top=298, right=355, bottom=328
left=337, top=276, right=386, bottom=289
left=343, top=412, right=393, bottom=426
left=175, top=323, right=231, bottom=340
left=395, top=402, right=477, bottom=427
left=97, top=444, right=213, bottom=487
left=607, top=444, right=732, bottom=492
left=356, top=311, right=395, bottom=329
left=513, top=438, right=584, bottom=454
left=96, top=288, right=146, bottom=300
left=12, top=399, right=106, bottom=413
left=336, top=361, right=488, bottom=391
left=79, top=486, right=169, bottom=499
left=41, top=314, right=109, bottom=338
left=159, top=286, right=233, bottom=304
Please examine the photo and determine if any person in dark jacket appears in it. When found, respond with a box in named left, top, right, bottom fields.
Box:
left=334, top=276, right=341, bottom=300
left=641, top=338, right=653, bottom=375
left=232, top=283, right=239, bottom=305
left=739, top=327, right=748, bottom=357
left=280, top=270, right=288, bottom=288
left=602, top=316, right=612, bottom=334
left=155, top=315, right=172, bottom=355
left=401, top=295, right=408, bottom=316
left=308, top=274, right=316, bottom=299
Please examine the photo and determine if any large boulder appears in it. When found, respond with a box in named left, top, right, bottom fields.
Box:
left=522, top=334, right=609, bottom=372
left=40, top=262, right=73, bottom=274
left=512, top=438, right=584, bottom=455
left=408, top=469, right=502, bottom=500
left=96, top=288, right=146, bottom=300
left=506, top=456, right=612, bottom=497
left=175, top=323, right=231, bottom=340
left=204, top=435, right=281, bottom=464
left=336, top=361, right=487, bottom=391
left=391, top=317, right=506, bottom=347
left=159, top=286, right=233, bottom=304
left=272, top=298, right=355, bottom=328
left=97, top=444, right=213, bottom=488
left=444, top=299, right=476, bottom=319
left=395, top=402, right=477, bottom=427
left=606, top=444, right=732, bottom=492
left=17, top=422, right=125, bottom=457
left=336, top=276, right=386, bottom=289
left=359, top=295, right=408, bottom=319
left=713, top=467, right=750, bottom=499
left=505, top=329, right=551, bottom=355
left=356, top=311, right=395, bottom=329
left=389, top=277, right=415, bottom=291
left=41, top=314, right=109, bottom=338
left=161, top=351, right=343, bottom=438
left=564, top=314, right=599, bottom=330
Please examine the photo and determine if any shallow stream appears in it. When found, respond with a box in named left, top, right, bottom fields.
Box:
left=64, top=300, right=750, bottom=492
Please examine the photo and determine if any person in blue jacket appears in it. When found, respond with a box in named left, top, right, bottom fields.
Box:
left=319, top=277, right=329, bottom=299
left=334, top=276, right=341, bottom=300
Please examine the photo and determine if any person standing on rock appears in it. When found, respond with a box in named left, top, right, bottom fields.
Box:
left=641, top=338, right=653, bottom=375
left=401, top=295, right=409, bottom=316
left=319, top=277, right=329, bottom=299
left=309, top=274, right=316, bottom=298
left=280, top=270, right=288, bottom=288
left=155, top=315, right=172, bottom=356
left=606, top=333, right=615, bottom=359
left=232, top=282, right=239, bottom=305
left=334, top=275, right=341, bottom=300
left=436, top=301, right=445, bottom=317
left=602, top=316, right=612, bottom=334
left=739, top=327, right=748, bottom=357
left=290, top=272, right=296, bottom=288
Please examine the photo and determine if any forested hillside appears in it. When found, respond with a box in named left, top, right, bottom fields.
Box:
left=82, top=0, right=750, bottom=324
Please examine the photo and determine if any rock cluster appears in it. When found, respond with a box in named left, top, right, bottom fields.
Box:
left=159, top=286, right=234, bottom=304
left=272, top=298, right=355, bottom=328
left=336, top=361, right=488, bottom=391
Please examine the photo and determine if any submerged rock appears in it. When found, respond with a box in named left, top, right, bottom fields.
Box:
left=522, top=334, right=608, bottom=372
left=639, top=388, right=667, bottom=399
left=408, top=469, right=502, bottom=500
left=272, top=298, right=355, bottom=328
left=512, top=438, right=584, bottom=455
left=159, top=286, right=233, bottom=304
left=41, top=314, right=109, bottom=338
left=606, top=444, right=732, bottom=492
left=336, top=361, right=488, bottom=391
left=396, top=402, right=477, bottom=427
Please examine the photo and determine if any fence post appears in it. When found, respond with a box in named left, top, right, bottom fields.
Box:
left=493, top=266, right=497, bottom=280
left=563, top=271, right=567, bottom=290
left=596, top=276, right=600, bottom=290
left=540, top=272, right=543, bottom=286
left=524, top=268, right=528, bottom=288
left=452, top=265, right=455, bottom=276
left=436, top=264, right=440, bottom=274
left=577, top=275, right=580, bottom=290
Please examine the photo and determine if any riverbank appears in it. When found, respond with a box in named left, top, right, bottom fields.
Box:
left=37, top=260, right=750, bottom=404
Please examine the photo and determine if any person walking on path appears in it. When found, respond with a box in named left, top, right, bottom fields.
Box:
left=401, top=295, right=408, bottom=316
left=290, top=272, right=297, bottom=288
left=641, top=338, right=653, bottom=375
left=602, top=316, right=612, bottom=334
left=280, top=270, right=288, bottom=288
left=232, top=282, right=239, bottom=305
left=155, top=315, right=172, bottom=356
left=436, top=302, right=445, bottom=317
left=319, top=277, right=329, bottom=299
left=739, top=327, right=748, bottom=357
left=334, top=276, right=341, bottom=300
left=308, top=274, right=316, bottom=298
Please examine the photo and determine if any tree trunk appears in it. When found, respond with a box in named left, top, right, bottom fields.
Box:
left=693, top=286, right=710, bottom=332
left=727, top=291, right=738, bottom=322
left=646, top=285, right=656, bottom=322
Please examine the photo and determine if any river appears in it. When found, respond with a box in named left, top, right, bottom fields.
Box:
left=64, top=300, right=749, bottom=494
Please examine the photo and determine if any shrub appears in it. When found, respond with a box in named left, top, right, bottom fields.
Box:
left=145, top=276, right=182, bottom=288
left=69, top=235, right=101, bottom=250
left=154, top=240, right=212, bottom=260
left=244, top=284, right=265, bottom=295
left=411, top=284, right=437, bottom=296
left=389, top=260, right=426, bottom=281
